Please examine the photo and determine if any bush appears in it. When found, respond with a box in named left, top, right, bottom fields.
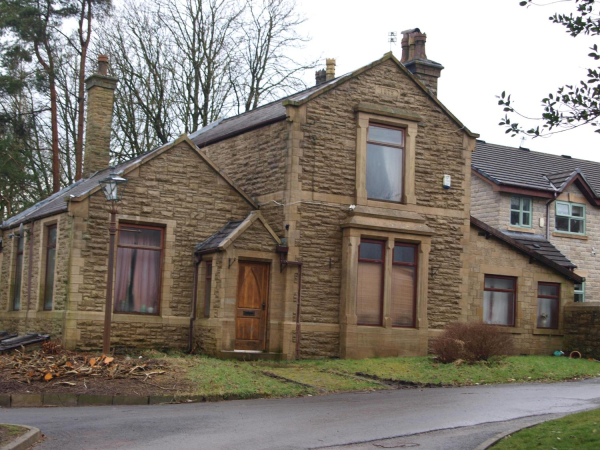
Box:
left=432, top=322, right=514, bottom=363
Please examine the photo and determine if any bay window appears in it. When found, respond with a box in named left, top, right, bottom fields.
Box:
left=483, top=275, right=516, bottom=326
left=391, top=243, right=417, bottom=327
left=114, top=224, right=163, bottom=314
left=537, top=283, right=559, bottom=329
left=357, top=239, right=385, bottom=325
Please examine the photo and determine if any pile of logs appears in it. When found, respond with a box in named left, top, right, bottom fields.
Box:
left=0, top=341, right=166, bottom=385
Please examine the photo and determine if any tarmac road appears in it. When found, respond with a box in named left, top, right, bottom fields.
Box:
left=2, top=378, right=600, bottom=450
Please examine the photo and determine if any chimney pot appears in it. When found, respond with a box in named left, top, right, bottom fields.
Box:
left=97, top=54, right=109, bottom=76
left=400, top=28, right=443, bottom=96
left=315, top=69, right=326, bottom=86
left=325, top=58, right=336, bottom=81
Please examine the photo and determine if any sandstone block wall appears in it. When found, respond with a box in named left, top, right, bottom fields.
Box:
left=563, top=303, right=600, bottom=358
left=466, top=225, right=574, bottom=355
left=0, top=213, right=72, bottom=339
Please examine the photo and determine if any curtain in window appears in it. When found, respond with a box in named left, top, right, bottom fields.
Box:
left=115, top=227, right=162, bottom=314
left=366, top=144, right=403, bottom=202
left=357, top=261, right=383, bottom=325
left=483, top=291, right=514, bottom=325
left=391, top=265, right=416, bottom=326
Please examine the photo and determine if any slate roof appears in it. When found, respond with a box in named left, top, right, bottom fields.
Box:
left=470, top=216, right=583, bottom=283
left=472, top=140, right=600, bottom=197
left=189, top=75, right=349, bottom=148
left=195, top=220, right=245, bottom=254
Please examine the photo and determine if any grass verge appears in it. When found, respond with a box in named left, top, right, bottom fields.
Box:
left=0, top=424, right=27, bottom=447
left=166, top=355, right=600, bottom=400
left=493, top=407, right=600, bottom=449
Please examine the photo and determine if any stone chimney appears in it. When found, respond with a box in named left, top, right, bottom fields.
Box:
left=84, top=55, right=118, bottom=177
left=400, top=28, right=443, bottom=96
left=315, top=69, right=326, bottom=86
left=325, top=58, right=336, bottom=81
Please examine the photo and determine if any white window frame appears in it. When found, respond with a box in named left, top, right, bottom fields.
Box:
left=574, top=281, right=585, bottom=302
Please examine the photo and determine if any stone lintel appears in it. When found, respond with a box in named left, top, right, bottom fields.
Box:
left=354, top=102, right=422, bottom=123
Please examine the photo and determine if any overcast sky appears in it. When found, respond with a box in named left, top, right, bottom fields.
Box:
left=294, top=0, right=599, bottom=161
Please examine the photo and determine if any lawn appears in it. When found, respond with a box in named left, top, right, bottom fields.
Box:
left=167, top=355, right=600, bottom=399
left=493, top=407, right=600, bottom=449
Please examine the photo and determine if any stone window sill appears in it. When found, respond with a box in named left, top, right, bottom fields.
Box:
left=533, top=329, right=563, bottom=336
left=507, top=226, right=535, bottom=234
left=552, top=231, right=588, bottom=240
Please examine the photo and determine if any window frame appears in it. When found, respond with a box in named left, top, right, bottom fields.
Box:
left=536, top=282, right=560, bottom=330
left=555, top=201, right=586, bottom=235
left=42, top=224, right=57, bottom=311
left=574, top=281, right=585, bottom=302
left=483, top=275, right=517, bottom=327
left=114, top=223, right=165, bottom=316
left=391, top=242, right=418, bottom=328
left=510, top=196, right=533, bottom=228
left=12, top=236, right=24, bottom=311
left=204, top=261, right=212, bottom=318
left=357, top=238, right=386, bottom=327
left=365, top=123, right=406, bottom=204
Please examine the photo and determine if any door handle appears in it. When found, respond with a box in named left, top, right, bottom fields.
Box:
left=262, top=302, right=266, bottom=310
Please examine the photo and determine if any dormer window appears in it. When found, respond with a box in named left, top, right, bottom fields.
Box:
left=366, top=125, right=405, bottom=202
left=510, top=196, right=532, bottom=228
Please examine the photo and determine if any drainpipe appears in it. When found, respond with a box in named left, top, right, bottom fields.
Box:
left=25, top=221, right=35, bottom=327
left=277, top=246, right=303, bottom=360
left=546, top=192, right=557, bottom=239
left=189, top=255, right=201, bottom=353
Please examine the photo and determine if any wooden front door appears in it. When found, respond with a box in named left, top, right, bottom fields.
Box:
left=235, top=261, right=270, bottom=351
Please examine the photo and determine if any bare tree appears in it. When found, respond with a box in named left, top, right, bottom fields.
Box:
left=163, top=0, right=243, bottom=131
left=233, top=0, right=317, bottom=113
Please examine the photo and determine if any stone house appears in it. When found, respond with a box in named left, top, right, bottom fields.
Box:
left=0, top=29, right=587, bottom=359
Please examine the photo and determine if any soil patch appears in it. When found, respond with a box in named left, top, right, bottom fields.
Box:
left=0, top=343, right=194, bottom=396
left=0, top=424, right=27, bottom=447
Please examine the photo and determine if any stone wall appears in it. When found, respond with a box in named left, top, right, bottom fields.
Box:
left=232, top=220, right=278, bottom=253
left=466, top=225, right=574, bottom=355
left=201, top=120, right=288, bottom=198
left=563, top=303, right=600, bottom=358
left=71, top=140, right=255, bottom=350
left=470, top=175, right=502, bottom=228
left=0, top=213, right=72, bottom=340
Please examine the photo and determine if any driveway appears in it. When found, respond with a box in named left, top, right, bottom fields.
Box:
left=2, top=378, right=600, bottom=449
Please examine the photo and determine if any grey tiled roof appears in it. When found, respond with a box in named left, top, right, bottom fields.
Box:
left=502, top=231, right=576, bottom=269
left=195, top=220, right=244, bottom=254
left=189, top=75, right=350, bottom=148
left=470, top=216, right=582, bottom=283
left=473, top=141, right=600, bottom=197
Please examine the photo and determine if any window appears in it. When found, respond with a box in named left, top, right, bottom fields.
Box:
left=366, top=125, right=404, bottom=202
left=574, top=282, right=585, bottom=302
left=204, top=261, right=212, bottom=318
left=43, top=225, right=57, bottom=310
left=114, top=224, right=163, bottom=314
left=391, top=243, right=418, bottom=327
left=537, top=283, right=559, bottom=329
left=12, top=236, right=24, bottom=311
left=483, top=275, right=516, bottom=326
left=510, top=196, right=532, bottom=228
left=357, top=239, right=385, bottom=325
left=555, top=202, right=585, bottom=234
